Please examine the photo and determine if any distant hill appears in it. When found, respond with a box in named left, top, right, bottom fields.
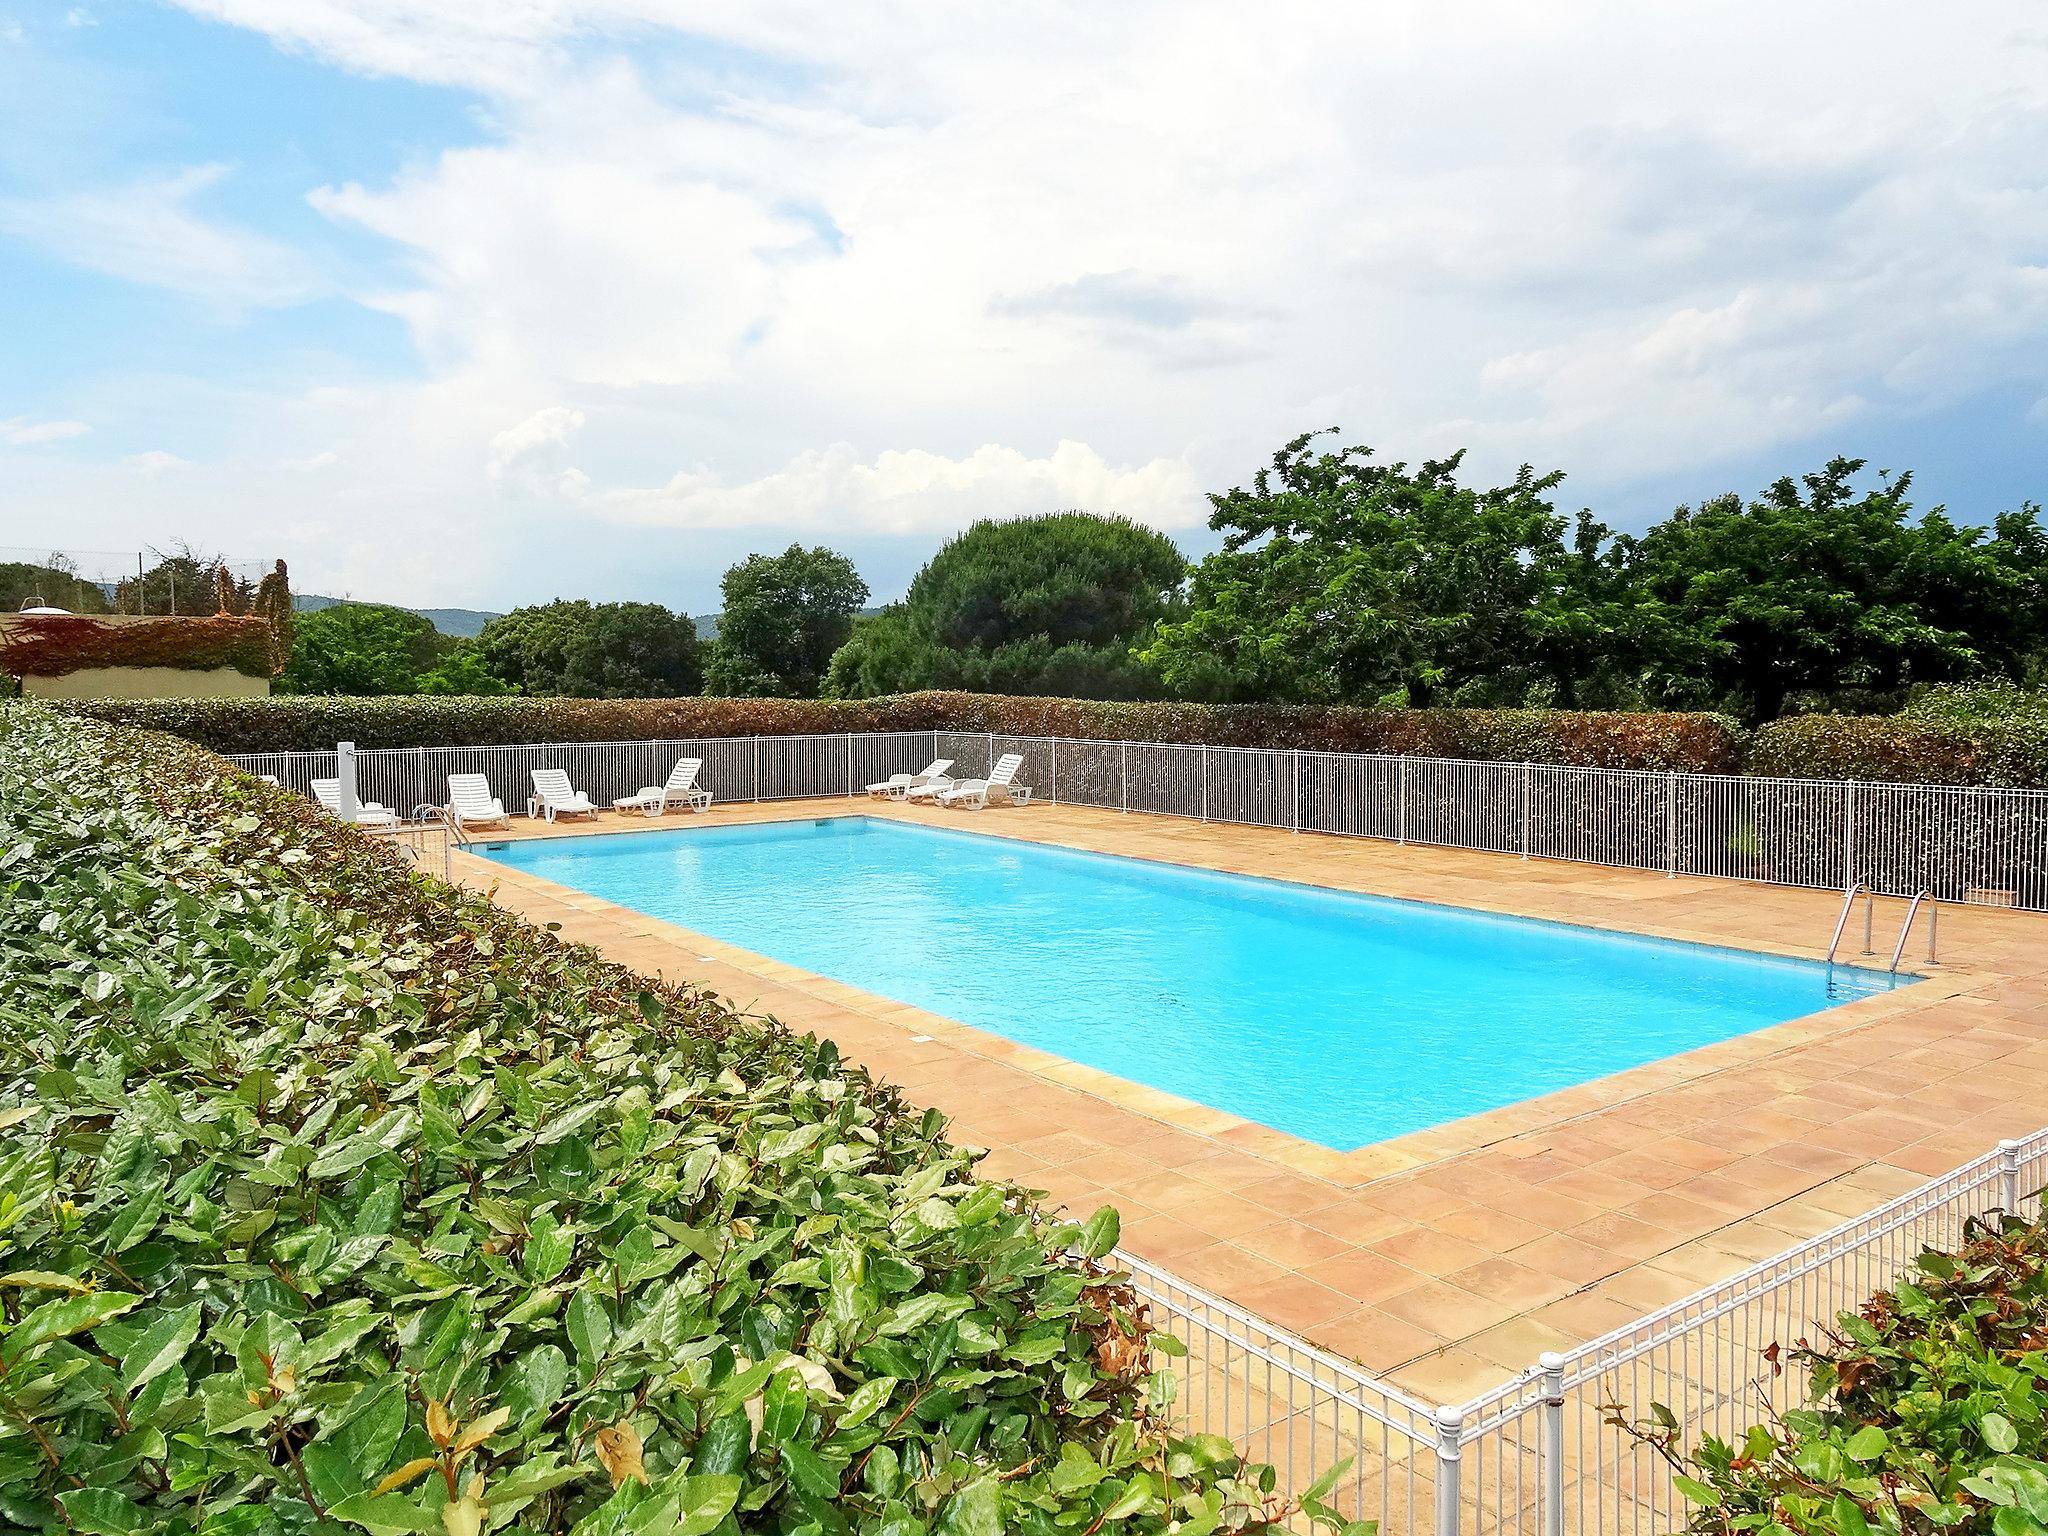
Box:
left=294, top=594, right=504, bottom=638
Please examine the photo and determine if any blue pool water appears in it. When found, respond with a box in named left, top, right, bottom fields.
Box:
left=478, top=817, right=1901, bottom=1151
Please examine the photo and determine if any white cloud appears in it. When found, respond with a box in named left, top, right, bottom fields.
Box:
left=0, top=416, right=89, bottom=445
left=586, top=438, right=1207, bottom=537
left=7, top=0, right=2045, bottom=607
left=0, top=164, right=320, bottom=310
left=125, top=450, right=192, bottom=477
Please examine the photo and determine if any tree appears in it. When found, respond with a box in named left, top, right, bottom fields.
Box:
left=825, top=513, right=1186, bottom=699
left=476, top=600, right=702, bottom=697
left=282, top=602, right=446, bottom=695
left=0, top=556, right=111, bottom=615
left=704, top=545, right=868, bottom=697
left=1615, top=461, right=2043, bottom=719
left=1143, top=431, right=1620, bottom=707
left=416, top=640, right=516, bottom=695
left=113, top=544, right=253, bottom=616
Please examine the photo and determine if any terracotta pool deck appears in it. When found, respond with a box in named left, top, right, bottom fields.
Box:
left=445, top=798, right=2048, bottom=1403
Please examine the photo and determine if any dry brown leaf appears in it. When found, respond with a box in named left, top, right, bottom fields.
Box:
left=373, top=1456, right=442, bottom=1497
left=595, top=1421, right=648, bottom=1488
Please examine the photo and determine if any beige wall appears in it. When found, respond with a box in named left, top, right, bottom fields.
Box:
left=24, top=665, right=271, bottom=700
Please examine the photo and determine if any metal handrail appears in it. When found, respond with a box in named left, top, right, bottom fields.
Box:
left=1889, top=889, right=1938, bottom=971
left=1825, top=881, right=1871, bottom=961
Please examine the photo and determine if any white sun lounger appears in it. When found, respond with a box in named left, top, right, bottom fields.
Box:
left=446, top=773, right=510, bottom=831
left=530, top=767, right=601, bottom=822
left=937, top=753, right=1033, bottom=810
left=311, top=777, right=399, bottom=827
left=868, top=758, right=954, bottom=800
left=616, top=757, right=714, bottom=816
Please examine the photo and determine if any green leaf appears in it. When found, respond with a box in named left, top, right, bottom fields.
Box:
left=1079, top=1205, right=1120, bottom=1259
left=1674, top=1476, right=1724, bottom=1507
left=1984, top=1413, right=2020, bottom=1453
left=501, top=1343, right=570, bottom=1425
left=567, top=1288, right=613, bottom=1370
left=4, top=1291, right=137, bottom=1361
left=760, top=1366, right=808, bottom=1446
left=1844, top=1424, right=1889, bottom=1462
left=525, top=1210, right=574, bottom=1283
left=936, top=1476, right=1004, bottom=1536
left=638, top=1473, right=742, bottom=1536
left=120, top=1301, right=202, bottom=1392
left=1831, top=1493, right=1872, bottom=1536
left=690, top=1411, right=752, bottom=1477
left=59, top=1487, right=150, bottom=1535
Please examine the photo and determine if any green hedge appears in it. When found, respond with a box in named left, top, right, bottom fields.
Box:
left=1749, top=712, right=2048, bottom=789
left=1639, top=1210, right=2048, bottom=1536
left=0, top=703, right=1334, bottom=1536
left=56, top=691, right=1748, bottom=772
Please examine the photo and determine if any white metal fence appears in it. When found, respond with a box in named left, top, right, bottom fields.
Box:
left=229, top=729, right=2048, bottom=909
left=1119, top=1127, right=2048, bottom=1536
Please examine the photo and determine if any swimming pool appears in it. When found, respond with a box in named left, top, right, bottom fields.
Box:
left=478, top=817, right=1903, bottom=1151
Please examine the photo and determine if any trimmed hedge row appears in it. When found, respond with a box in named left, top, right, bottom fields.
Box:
left=56, top=691, right=1750, bottom=772
left=1749, top=713, right=2048, bottom=789
left=0, top=703, right=1322, bottom=1536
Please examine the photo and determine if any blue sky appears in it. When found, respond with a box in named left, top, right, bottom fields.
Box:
left=3, top=0, right=2045, bottom=612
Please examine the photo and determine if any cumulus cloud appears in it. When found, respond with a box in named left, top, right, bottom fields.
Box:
left=6, top=0, right=2045, bottom=606
left=0, top=416, right=89, bottom=445
left=589, top=439, right=1208, bottom=536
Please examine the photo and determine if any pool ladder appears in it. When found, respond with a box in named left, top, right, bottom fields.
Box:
left=1827, top=883, right=1938, bottom=972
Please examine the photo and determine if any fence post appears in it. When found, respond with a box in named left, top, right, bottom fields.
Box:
left=337, top=741, right=358, bottom=821
left=1121, top=740, right=1129, bottom=814
left=1292, top=749, right=1301, bottom=833
left=1433, top=1405, right=1464, bottom=1536
left=1398, top=758, right=1409, bottom=846
left=846, top=733, right=854, bottom=797
left=1539, top=1353, right=1566, bottom=1536
left=1201, top=747, right=1210, bottom=823
left=1520, top=762, right=1531, bottom=859
left=752, top=737, right=760, bottom=803
left=1052, top=737, right=1059, bottom=806
left=1666, top=770, right=1679, bottom=878
left=2000, top=1139, right=2024, bottom=1215
left=1844, top=780, right=1857, bottom=891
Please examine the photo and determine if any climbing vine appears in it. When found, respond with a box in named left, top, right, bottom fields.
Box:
left=0, top=613, right=280, bottom=681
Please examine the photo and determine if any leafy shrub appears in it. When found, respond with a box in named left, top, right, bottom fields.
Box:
left=0, top=703, right=1331, bottom=1535
left=53, top=691, right=1747, bottom=772
left=1620, top=1212, right=2048, bottom=1536
left=1749, top=709, right=2048, bottom=789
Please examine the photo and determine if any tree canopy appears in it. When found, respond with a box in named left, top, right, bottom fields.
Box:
left=1143, top=434, right=1612, bottom=707
left=1618, top=465, right=2047, bottom=719
left=281, top=602, right=447, bottom=696
left=826, top=513, right=1185, bottom=699
left=1146, top=433, right=2048, bottom=719
left=476, top=600, right=703, bottom=698
left=704, top=545, right=868, bottom=697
